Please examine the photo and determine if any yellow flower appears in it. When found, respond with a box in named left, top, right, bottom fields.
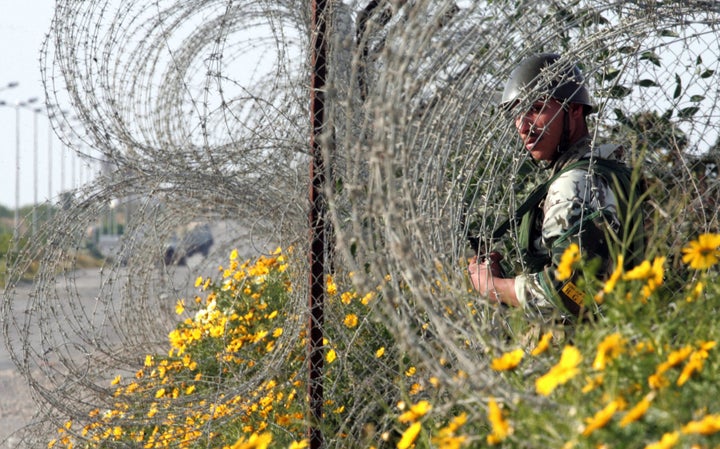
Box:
left=405, top=366, right=416, bottom=377
left=682, top=414, right=720, bottom=435
left=486, top=398, right=512, bottom=445
left=341, top=291, right=356, bottom=305
left=624, top=257, right=665, bottom=283
left=110, top=375, right=121, bottom=386
left=226, top=432, right=273, bottom=449
left=175, top=299, right=185, bottom=315
left=595, top=255, right=625, bottom=303
left=644, top=431, right=679, bottom=449
left=326, top=275, right=338, bottom=295
left=376, top=347, right=385, bottom=358
left=620, top=394, right=654, bottom=427
left=194, top=276, right=203, bottom=287
left=531, top=332, right=553, bottom=356
left=230, top=249, right=239, bottom=261
left=361, top=292, right=375, bottom=305
left=398, top=400, right=432, bottom=423
left=658, top=345, right=693, bottom=374
left=581, top=374, right=604, bottom=393
left=675, top=342, right=714, bottom=386
left=343, top=313, right=359, bottom=328
left=623, top=256, right=665, bottom=300
left=593, top=333, right=625, bottom=370
left=147, top=405, right=158, bottom=418
left=535, top=346, right=582, bottom=396
left=491, top=349, right=524, bottom=371
left=288, top=440, right=308, bottom=449
left=685, top=281, right=704, bottom=302
left=556, top=243, right=581, bottom=281
left=439, top=412, right=468, bottom=436
left=648, top=373, right=669, bottom=390
left=397, top=422, right=422, bottom=449
left=431, top=435, right=467, bottom=449
left=624, top=260, right=652, bottom=280
left=582, top=399, right=623, bottom=436
left=681, top=233, right=720, bottom=269
left=603, top=255, right=624, bottom=294
left=326, top=349, right=337, bottom=363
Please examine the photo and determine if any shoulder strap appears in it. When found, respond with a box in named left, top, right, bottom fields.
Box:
left=493, top=157, right=646, bottom=268
left=492, top=160, right=592, bottom=240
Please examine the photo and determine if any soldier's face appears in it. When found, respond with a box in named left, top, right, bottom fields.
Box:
left=514, top=98, right=566, bottom=161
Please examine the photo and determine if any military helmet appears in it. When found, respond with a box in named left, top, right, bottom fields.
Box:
left=501, top=53, right=594, bottom=114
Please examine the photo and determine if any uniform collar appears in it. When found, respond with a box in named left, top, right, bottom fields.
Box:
left=549, top=136, right=592, bottom=175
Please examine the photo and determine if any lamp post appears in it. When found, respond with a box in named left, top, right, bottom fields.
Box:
left=0, top=81, right=19, bottom=216
left=32, top=107, right=45, bottom=235
left=12, top=97, right=39, bottom=241
left=0, top=81, right=19, bottom=93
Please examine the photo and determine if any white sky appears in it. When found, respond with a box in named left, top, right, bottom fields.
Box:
left=0, top=1, right=94, bottom=210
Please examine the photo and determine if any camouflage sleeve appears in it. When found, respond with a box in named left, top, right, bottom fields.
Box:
left=516, top=168, right=619, bottom=315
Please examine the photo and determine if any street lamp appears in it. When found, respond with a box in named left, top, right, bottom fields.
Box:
left=12, top=97, right=39, bottom=241
left=0, top=81, right=19, bottom=93
left=32, top=107, right=44, bottom=235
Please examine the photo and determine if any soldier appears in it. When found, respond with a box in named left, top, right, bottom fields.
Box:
left=468, top=53, right=644, bottom=319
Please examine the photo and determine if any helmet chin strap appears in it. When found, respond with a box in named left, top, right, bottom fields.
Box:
left=549, top=106, right=571, bottom=167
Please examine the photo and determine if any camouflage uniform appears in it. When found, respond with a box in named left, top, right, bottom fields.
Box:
left=514, top=137, right=626, bottom=318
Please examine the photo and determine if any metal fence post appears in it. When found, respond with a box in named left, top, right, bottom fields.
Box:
left=308, top=0, right=329, bottom=447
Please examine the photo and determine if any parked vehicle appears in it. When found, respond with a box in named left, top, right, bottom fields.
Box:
left=163, top=223, right=214, bottom=265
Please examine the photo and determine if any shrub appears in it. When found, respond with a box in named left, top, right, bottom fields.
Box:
left=49, top=234, right=720, bottom=449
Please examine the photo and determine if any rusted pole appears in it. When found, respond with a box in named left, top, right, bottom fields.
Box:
left=308, top=0, right=329, bottom=447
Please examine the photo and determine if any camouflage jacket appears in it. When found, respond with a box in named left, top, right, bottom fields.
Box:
left=514, top=137, right=626, bottom=318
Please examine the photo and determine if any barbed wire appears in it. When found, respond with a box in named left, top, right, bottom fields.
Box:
left=2, top=0, right=720, bottom=447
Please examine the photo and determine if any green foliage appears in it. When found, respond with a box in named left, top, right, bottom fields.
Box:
left=44, top=231, right=720, bottom=449
left=0, top=204, right=12, bottom=219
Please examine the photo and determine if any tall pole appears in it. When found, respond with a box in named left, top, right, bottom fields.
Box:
left=32, top=108, right=41, bottom=236
left=14, top=104, right=21, bottom=242
left=11, top=97, right=38, bottom=242
left=308, top=0, right=329, bottom=447
left=48, top=115, right=53, bottom=219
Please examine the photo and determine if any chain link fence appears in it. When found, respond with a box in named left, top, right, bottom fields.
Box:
left=2, top=0, right=719, bottom=447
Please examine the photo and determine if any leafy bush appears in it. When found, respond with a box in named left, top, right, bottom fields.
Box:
left=49, top=234, right=720, bottom=449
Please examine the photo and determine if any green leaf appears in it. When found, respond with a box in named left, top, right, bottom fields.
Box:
left=618, top=46, right=635, bottom=54
left=661, top=29, right=679, bottom=37
left=661, top=108, right=673, bottom=120
left=689, top=95, right=705, bottom=102
left=700, top=69, right=715, bottom=78
left=613, top=108, right=629, bottom=125
left=637, top=79, right=659, bottom=87
left=640, top=51, right=662, bottom=67
left=673, top=74, right=682, bottom=99
left=607, top=85, right=632, bottom=98
left=599, top=67, right=621, bottom=82
left=678, top=106, right=700, bottom=119
left=696, top=55, right=703, bottom=65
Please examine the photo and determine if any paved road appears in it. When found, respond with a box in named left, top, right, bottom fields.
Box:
left=0, top=221, right=272, bottom=447
left=0, top=264, right=200, bottom=448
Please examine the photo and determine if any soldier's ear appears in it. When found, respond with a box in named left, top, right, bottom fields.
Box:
left=568, top=103, right=585, bottom=120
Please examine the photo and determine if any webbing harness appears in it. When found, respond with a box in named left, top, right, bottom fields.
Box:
left=490, top=157, right=646, bottom=314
